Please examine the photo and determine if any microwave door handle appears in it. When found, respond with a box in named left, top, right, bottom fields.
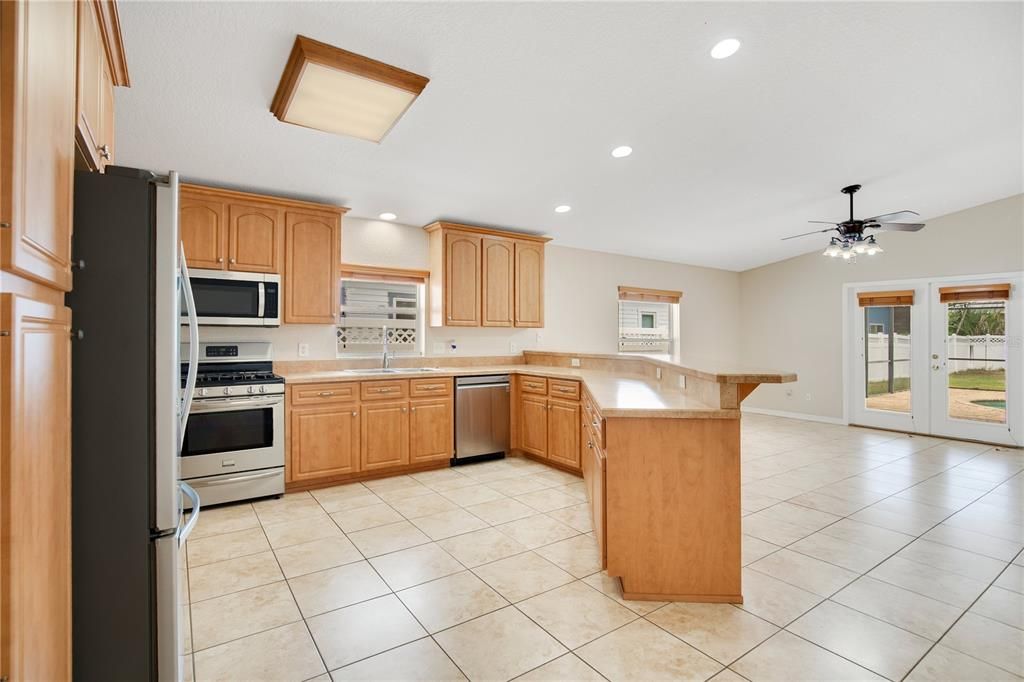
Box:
left=179, top=241, right=199, bottom=452
left=257, top=282, right=265, bottom=318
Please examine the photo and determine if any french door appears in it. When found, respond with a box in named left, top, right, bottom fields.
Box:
left=849, top=274, right=1022, bottom=446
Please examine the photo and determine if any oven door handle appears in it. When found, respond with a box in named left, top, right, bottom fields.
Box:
left=188, top=470, right=282, bottom=487
left=190, top=396, right=284, bottom=413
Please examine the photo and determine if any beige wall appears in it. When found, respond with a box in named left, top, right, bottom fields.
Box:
left=738, top=193, right=1024, bottom=421
left=200, top=218, right=742, bottom=364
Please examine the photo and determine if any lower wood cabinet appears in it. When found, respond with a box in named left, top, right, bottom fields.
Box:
left=360, top=400, right=410, bottom=471
left=519, top=393, right=548, bottom=457
left=289, top=404, right=360, bottom=481
left=590, top=443, right=607, bottom=567
left=410, top=398, right=453, bottom=463
left=547, top=398, right=580, bottom=468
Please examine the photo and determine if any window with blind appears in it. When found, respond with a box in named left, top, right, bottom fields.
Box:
left=617, top=286, right=682, bottom=353
left=337, top=278, right=425, bottom=356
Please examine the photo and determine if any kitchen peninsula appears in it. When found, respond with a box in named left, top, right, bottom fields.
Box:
left=276, top=351, right=796, bottom=603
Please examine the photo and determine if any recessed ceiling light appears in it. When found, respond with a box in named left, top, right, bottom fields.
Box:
left=710, top=38, right=741, bottom=60
left=611, top=145, right=633, bottom=158
left=554, top=205, right=572, bottom=214
left=271, top=35, right=429, bottom=143
left=378, top=212, right=397, bottom=221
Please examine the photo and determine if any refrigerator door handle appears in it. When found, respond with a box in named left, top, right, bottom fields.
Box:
left=179, top=241, right=199, bottom=452
left=177, top=481, right=201, bottom=545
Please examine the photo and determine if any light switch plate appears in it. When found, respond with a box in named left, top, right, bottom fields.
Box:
left=570, top=358, right=580, bottom=367
left=297, top=343, right=310, bottom=358
left=656, top=367, right=662, bottom=380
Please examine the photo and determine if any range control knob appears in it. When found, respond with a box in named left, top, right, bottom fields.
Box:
left=247, top=386, right=255, bottom=394
left=223, top=387, right=231, bottom=395
left=259, top=385, right=266, bottom=393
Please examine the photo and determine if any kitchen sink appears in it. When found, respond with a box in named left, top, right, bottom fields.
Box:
left=342, top=367, right=442, bottom=375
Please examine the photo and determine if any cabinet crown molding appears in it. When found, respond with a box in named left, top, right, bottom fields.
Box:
left=422, top=221, right=552, bottom=243
left=181, top=182, right=349, bottom=214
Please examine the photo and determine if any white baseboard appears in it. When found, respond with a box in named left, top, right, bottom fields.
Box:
left=741, top=406, right=847, bottom=425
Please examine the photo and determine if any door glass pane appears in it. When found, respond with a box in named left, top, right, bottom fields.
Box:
left=182, top=407, right=274, bottom=457
left=947, top=301, right=1006, bottom=423
left=865, top=305, right=911, bottom=413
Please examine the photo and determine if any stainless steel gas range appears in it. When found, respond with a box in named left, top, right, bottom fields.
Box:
left=180, top=341, right=285, bottom=506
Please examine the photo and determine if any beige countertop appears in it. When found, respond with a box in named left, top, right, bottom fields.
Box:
left=276, top=364, right=739, bottom=419
left=523, top=350, right=798, bottom=385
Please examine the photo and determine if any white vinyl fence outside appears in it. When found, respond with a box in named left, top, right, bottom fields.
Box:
left=866, top=334, right=1006, bottom=382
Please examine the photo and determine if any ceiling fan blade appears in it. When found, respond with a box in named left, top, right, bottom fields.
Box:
left=869, top=222, right=926, bottom=232
left=807, top=220, right=840, bottom=225
left=862, top=210, right=919, bottom=223
left=781, top=226, right=837, bottom=240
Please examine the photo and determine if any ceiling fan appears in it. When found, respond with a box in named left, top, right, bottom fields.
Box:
left=782, top=184, right=926, bottom=261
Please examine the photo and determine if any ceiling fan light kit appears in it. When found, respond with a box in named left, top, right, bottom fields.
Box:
left=786, top=183, right=924, bottom=263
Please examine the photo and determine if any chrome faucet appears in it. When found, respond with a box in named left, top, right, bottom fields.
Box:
left=382, top=325, right=391, bottom=369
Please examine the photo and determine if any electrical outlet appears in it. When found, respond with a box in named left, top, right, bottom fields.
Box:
left=571, top=358, right=581, bottom=368
left=655, top=367, right=662, bottom=380
left=785, top=388, right=793, bottom=398
left=510, top=341, right=519, bottom=354
left=805, top=393, right=812, bottom=401
left=678, top=375, right=686, bottom=389
left=297, top=343, right=310, bottom=358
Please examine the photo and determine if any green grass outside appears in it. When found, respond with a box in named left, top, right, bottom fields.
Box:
left=867, top=369, right=1005, bottom=396
left=949, top=369, right=1005, bottom=392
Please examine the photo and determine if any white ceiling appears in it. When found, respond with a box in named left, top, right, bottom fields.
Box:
left=115, top=2, right=1022, bottom=271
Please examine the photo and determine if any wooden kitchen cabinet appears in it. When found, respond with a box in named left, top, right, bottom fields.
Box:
left=361, top=400, right=410, bottom=471
left=285, top=209, right=341, bottom=324
left=0, top=294, right=73, bottom=681
left=75, top=0, right=120, bottom=172
left=228, top=202, right=282, bottom=273
left=514, top=240, right=544, bottom=327
left=591, top=445, right=607, bottom=567
left=409, top=398, right=453, bottom=463
left=289, top=404, right=360, bottom=481
left=481, top=237, right=513, bottom=327
left=547, top=398, right=580, bottom=468
left=1, top=0, right=77, bottom=291
left=519, top=393, right=549, bottom=458
left=444, top=231, right=481, bottom=326
left=179, top=191, right=228, bottom=269
left=424, top=222, right=550, bottom=328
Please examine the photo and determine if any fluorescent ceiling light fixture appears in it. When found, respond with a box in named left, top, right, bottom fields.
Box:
left=554, top=205, right=572, bottom=213
left=710, top=38, right=741, bottom=59
left=378, top=212, right=397, bottom=221
left=611, top=145, right=633, bottom=158
left=271, top=35, right=429, bottom=143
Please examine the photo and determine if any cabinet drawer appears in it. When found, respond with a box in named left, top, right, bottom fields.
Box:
left=290, top=382, right=358, bottom=406
left=410, top=377, right=453, bottom=398
left=520, top=376, right=548, bottom=395
left=361, top=379, right=409, bottom=401
left=548, top=379, right=580, bottom=400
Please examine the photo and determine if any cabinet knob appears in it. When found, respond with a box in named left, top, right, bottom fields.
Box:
left=401, top=407, right=408, bottom=413
left=411, top=407, right=417, bottom=412
left=98, top=144, right=111, bottom=160
left=352, top=411, right=358, bottom=417
left=229, top=258, right=236, bottom=264
left=217, top=257, right=224, bottom=263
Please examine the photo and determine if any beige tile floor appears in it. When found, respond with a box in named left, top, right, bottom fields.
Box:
left=182, top=415, right=1024, bottom=681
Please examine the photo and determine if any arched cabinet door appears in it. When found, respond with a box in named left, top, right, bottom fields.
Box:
left=284, top=209, right=339, bottom=323
left=514, top=240, right=544, bottom=327
left=179, top=193, right=227, bottom=269
left=481, top=237, right=514, bottom=327
left=444, top=231, right=481, bottom=326
left=228, top=202, right=281, bottom=273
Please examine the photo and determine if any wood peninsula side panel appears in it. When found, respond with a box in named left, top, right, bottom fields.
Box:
left=604, top=416, right=742, bottom=603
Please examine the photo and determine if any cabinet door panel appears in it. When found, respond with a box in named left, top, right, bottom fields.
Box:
left=593, top=449, right=606, bottom=567
left=179, top=194, right=227, bottom=269
left=290, top=405, right=360, bottom=481
left=481, top=237, right=513, bottom=327
left=514, top=241, right=544, bottom=327
left=1, top=0, right=76, bottom=291
left=547, top=398, right=580, bottom=468
left=285, top=210, right=339, bottom=324
left=228, top=202, right=281, bottom=273
left=410, top=398, right=453, bottom=463
left=520, top=395, right=548, bottom=458
left=444, top=232, right=480, bottom=326
left=1, top=294, right=72, bottom=680
left=361, top=401, right=410, bottom=471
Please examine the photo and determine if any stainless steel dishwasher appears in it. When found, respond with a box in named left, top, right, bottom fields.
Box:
left=454, top=375, right=510, bottom=464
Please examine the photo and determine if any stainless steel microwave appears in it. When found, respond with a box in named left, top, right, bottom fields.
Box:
left=182, top=269, right=281, bottom=326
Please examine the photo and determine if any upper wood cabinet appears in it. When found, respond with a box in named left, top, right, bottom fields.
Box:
left=179, top=192, right=227, bottom=269
left=1, top=0, right=77, bottom=291
left=481, top=237, right=514, bottom=327
left=75, top=1, right=127, bottom=172
left=514, top=240, right=544, bottom=327
left=285, top=209, right=340, bottom=324
left=229, top=202, right=282, bottom=273
left=425, top=222, right=550, bottom=328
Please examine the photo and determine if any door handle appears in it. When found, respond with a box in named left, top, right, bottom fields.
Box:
left=177, top=482, right=201, bottom=545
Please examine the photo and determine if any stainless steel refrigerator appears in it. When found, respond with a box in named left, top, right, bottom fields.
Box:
left=69, top=166, right=200, bottom=681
